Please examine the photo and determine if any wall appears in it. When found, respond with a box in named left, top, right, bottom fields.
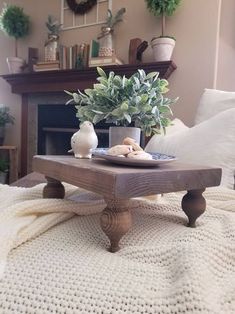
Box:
left=217, top=0, right=235, bottom=90
left=0, top=0, right=223, bottom=156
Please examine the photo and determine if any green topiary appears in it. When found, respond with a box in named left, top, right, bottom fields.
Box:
left=0, top=4, right=30, bottom=57
left=145, top=0, right=181, bottom=37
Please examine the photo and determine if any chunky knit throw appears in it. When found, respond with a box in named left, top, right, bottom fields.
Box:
left=0, top=183, right=234, bottom=313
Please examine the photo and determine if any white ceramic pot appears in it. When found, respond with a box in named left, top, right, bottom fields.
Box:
left=99, top=29, right=113, bottom=57
left=151, top=37, right=175, bottom=62
left=6, top=57, right=25, bottom=74
left=45, top=35, right=59, bottom=62
left=109, top=126, right=141, bottom=147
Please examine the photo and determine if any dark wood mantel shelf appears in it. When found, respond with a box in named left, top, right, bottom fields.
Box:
left=2, top=61, right=176, bottom=94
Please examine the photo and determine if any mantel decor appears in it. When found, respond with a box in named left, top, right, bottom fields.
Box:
left=145, top=0, right=181, bottom=61
left=98, top=8, right=126, bottom=57
left=66, top=0, right=97, bottom=15
left=0, top=4, right=30, bottom=73
left=45, top=15, right=62, bottom=62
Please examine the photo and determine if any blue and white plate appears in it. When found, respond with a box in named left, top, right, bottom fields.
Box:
left=92, top=148, right=177, bottom=167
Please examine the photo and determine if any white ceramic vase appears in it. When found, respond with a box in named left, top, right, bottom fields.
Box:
left=99, top=30, right=113, bottom=57
left=45, top=35, right=59, bottom=62
left=109, top=126, right=141, bottom=147
left=6, top=57, right=25, bottom=74
left=151, top=37, right=175, bottom=62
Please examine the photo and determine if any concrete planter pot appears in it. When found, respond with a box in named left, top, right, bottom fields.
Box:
left=6, top=57, right=25, bottom=74
left=109, top=126, right=141, bottom=147
left=151, top=37, right=175, bottom=62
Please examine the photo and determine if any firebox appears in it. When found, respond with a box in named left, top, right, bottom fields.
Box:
left=37, top=104, right=109, bottom=155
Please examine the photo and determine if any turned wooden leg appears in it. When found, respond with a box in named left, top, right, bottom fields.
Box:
left=43, top=176, right=65, bottom=199
left=181, top=189, right=206, bottom=227
left=100, top=198, right=132, bottom=253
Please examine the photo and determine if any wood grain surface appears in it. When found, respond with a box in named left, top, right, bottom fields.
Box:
left=33, top=155, right=222, bottom=198
left=23, top=156, right=222, bottom=251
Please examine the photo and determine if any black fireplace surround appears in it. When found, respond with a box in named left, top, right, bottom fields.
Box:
left=37, top=104, right=109, bottom=155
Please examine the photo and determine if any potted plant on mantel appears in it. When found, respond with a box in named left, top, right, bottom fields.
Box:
left=65, top=67, right=177, bottom=146
left=98, top=7, right=126, bottom=57
left=0, top=106, right=15, bottom=146
left=145, top=0, right=181, bottom=62
left=0, top=4, right=30, bottom=73
left=45, top=15, right=62, bottom=62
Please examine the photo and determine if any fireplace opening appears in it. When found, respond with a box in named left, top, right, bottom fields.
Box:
left=37, top=104, right=109, bottom=155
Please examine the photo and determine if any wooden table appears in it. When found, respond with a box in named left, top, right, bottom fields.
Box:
left=33, top=155, right=221, bottom=252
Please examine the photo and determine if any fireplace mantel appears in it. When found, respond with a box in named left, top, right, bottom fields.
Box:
left=2, top=61, right=176, bottom=177
left=2, top=61, right=176, bottom=94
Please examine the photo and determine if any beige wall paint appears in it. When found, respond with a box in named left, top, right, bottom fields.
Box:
left=217, top=0, right=235, bottom=90
left=0, top=0, right=224, bottom=154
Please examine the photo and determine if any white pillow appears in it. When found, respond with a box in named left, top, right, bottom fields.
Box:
left=145, top=108, right=235, bottom=189
left=164, top=118, right=188, bottom=135
left=195, top=89, right=235, bottom=124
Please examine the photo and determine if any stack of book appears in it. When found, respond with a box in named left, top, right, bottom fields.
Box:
left=33, top=61, right=60, bottom=72
left=89, top=55, right=124, bottom=67
left=88, top=39, right=123, bottom=67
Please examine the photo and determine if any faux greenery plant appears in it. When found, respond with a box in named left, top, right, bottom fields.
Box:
left=46, top=15, right=62, bottom=37
left=145, top=0, right=181, bottom=37
left=98, top=7, right=126, bottom=39
left=0, top=4, right=30, bottom=57
left=0, top=106, right=14, bottom=127
left=65, top=67, right=177, bottom=137
left=104, top=8, right=126, bottom=30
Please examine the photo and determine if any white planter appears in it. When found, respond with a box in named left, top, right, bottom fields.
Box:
left=45, top=35, right=59, bottom=62
left=109, top=127, right=141, bottom=147
left=99, top=33, right=113, bottom=57
left=6, top=57, right=25, bottom=74
left=151, top=37, right=175, bottom=62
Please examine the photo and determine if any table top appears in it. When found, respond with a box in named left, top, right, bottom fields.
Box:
left=32, top=155, right=222, bottom=198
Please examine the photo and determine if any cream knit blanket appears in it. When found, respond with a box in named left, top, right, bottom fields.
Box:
left=0, top=183, right=234, bottom=313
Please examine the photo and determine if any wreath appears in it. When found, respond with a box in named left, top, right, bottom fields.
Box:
left=66, top=0, right=97, bottom=15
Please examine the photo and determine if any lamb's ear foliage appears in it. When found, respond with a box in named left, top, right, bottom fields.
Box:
left=65, top=67, right=177, bottom=137
left=97, top=67, right=107, bottom=78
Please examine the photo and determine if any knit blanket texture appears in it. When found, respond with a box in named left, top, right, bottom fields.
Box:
left=0, top=183, right=234, bottom=314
